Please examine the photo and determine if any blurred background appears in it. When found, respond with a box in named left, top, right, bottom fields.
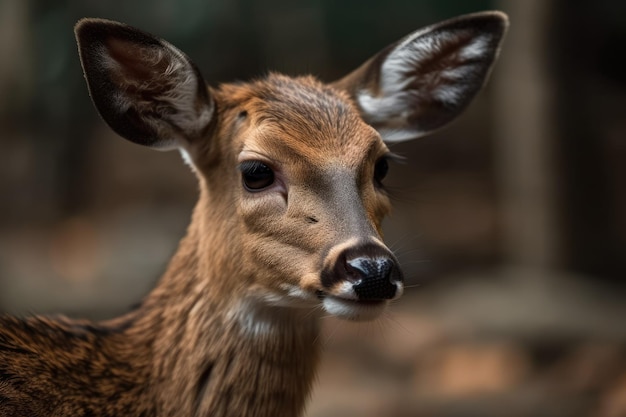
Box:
left=1, top=0, right=626, bottom=416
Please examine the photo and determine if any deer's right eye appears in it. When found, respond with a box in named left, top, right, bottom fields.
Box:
left=374, top=157, right=389, bottom=186
left=239, top=160, right=275, bottom=191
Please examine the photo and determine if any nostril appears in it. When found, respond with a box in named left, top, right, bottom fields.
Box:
left=346, top=257, right=392, bottom=284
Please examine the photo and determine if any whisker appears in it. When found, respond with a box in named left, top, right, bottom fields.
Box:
left=323, top=319, right=342, bottom=347
left=383, top=311, right=414, bottom=336
left=386, top=233, right=414, bottom=252
left=376, top=318, right=389, bottom=347
left=402, top=283, right=423, bottom=289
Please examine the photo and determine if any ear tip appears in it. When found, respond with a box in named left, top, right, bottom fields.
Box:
left=74, top=18, right=92, bottom=41
left=74, top=18, right=126, bottom=45
left=467, top=11, right=510, bottom=34
left=483, top=11, right=510, bottom=31
left=75, top=18, right=109, bottom=34
left=474, top=10, right=509, bottom=22
left=489, top=10, right=510, bottom=24
left=437, top=11, right=508, bottom=47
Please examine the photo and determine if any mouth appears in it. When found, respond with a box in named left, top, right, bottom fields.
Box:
left=316, top=291, right=388, bottom=321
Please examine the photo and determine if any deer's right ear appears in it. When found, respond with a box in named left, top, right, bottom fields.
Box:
left=75, top=18, right=214, bottom=150
left=333, top=12, right=508, bottom=143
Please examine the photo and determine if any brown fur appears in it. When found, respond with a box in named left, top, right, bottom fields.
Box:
left=1, top=12, right=508, bottom=417
left=0, top=74, right=385, bottom=417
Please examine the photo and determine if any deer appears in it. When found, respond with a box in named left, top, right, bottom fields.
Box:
left=0, top=11, right=507, bottom=417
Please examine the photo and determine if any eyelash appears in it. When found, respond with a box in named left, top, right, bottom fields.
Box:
left=238, top=160, right=275, bottom=192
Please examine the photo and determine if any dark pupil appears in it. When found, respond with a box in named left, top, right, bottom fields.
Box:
left=374, top=158, right=389, bottom=183
left=240, top=161, right=274, bottom=191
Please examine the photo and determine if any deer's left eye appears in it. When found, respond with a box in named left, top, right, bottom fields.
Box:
left=374, top=157, right=389, bottom=185
left=239, top=160, right=275, bottom=191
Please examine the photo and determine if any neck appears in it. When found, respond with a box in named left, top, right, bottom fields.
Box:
left=108, top=200, right=321, bottom=417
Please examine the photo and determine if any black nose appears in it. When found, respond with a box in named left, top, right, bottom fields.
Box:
left=322, top=242, right=403, bottom=300
left=347, top=256, right=398, bottom=300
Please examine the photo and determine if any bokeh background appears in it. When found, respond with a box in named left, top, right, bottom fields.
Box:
left=1, top=1, right=626, bottom=416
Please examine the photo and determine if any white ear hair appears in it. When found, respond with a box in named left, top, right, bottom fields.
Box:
left=335, top=12, right=508, bottom=143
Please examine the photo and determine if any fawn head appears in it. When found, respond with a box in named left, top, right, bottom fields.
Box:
left=75, top=12, right=507, bottom=321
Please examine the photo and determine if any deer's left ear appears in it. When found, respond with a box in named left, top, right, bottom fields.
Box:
left=333, top=11, right=508, bottom=143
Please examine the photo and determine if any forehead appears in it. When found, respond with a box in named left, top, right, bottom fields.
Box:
left=218, top=74, right=386, bottom=167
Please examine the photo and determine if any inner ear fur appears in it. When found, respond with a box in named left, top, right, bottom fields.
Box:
left=75, top=18, right=214, bottom=149
left=334, top=11, right=509, bottom=143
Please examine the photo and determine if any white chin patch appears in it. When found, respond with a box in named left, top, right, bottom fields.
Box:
left=322, top=296, right=387, bottom=321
